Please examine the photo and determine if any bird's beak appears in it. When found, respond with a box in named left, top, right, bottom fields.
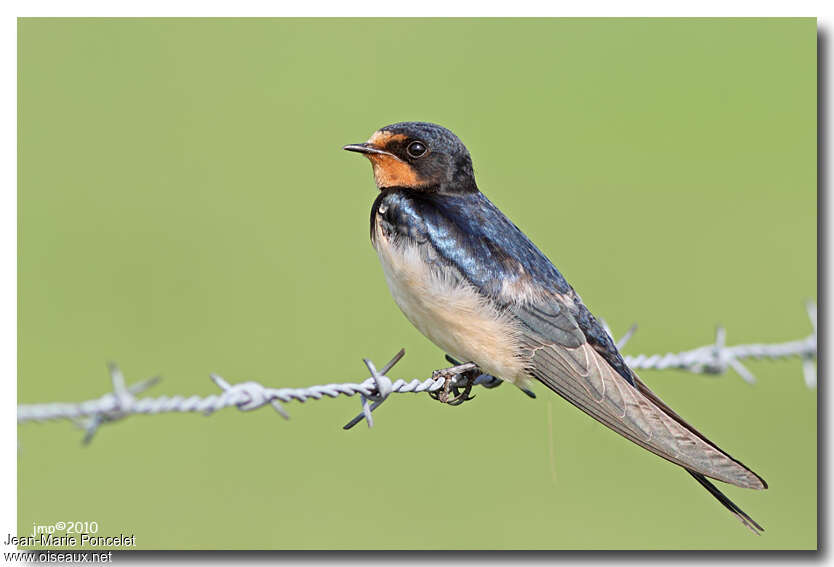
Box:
left=343, top=143, right=395, bottom=157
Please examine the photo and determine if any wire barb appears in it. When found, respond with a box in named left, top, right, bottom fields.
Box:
left=72, top=364, right=161, bottom=444
left=622, top=303, right=816, bottom=386
left=17, top=303, right=817, bottom=442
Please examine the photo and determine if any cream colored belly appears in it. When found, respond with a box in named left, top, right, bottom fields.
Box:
left=374, top=228, right=528, bottom=386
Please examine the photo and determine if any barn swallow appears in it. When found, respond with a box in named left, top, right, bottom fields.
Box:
left=344, top=122, right=767, bottom=533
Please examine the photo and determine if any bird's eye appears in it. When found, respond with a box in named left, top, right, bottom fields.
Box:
left=406, top=141, right=427, bottom=158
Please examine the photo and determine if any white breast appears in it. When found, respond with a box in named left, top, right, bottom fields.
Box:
left=373, top=219, right=528, bottom=386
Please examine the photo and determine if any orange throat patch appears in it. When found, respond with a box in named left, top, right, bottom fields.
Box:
left=369, top=154, right=423, bottom=188
left=366, top=130, right=425, bottom=189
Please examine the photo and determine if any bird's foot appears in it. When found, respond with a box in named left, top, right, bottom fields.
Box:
left=429, top=360, right=480, bottom=406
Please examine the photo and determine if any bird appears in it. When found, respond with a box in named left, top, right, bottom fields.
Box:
left=343, top=121, right=767, bottom=533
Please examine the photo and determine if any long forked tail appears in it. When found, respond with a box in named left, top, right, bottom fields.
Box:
left=688, top=470, right=764, bottom=534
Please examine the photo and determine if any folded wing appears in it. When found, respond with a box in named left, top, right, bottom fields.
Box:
left=512, top=297, right=765, bottom=475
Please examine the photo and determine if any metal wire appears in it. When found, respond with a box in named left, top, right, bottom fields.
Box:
left=17, top=302, right=816, bottom=441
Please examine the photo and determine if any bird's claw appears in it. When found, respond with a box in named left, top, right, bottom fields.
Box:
left=445, top=383, right=476, bottom=406
left=429, top=360, right=480, bottom=406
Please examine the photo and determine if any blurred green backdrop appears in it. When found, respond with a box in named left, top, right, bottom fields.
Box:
left=18, top=18, right=816, bottom=550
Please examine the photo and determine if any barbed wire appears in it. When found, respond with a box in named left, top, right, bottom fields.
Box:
left=17, top=302, right=816, bottom=442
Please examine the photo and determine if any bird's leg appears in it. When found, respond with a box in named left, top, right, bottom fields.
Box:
left=429, top=359, right=480, bottom=405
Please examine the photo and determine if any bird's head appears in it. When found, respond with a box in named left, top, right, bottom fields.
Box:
left=344, top=122, right=477, bottom=194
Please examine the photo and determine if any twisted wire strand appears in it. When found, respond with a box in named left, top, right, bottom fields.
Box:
left=17, top=302, right=816, bottom=440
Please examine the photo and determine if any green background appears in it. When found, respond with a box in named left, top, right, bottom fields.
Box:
left=18, top=18, right=816, bottom=550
